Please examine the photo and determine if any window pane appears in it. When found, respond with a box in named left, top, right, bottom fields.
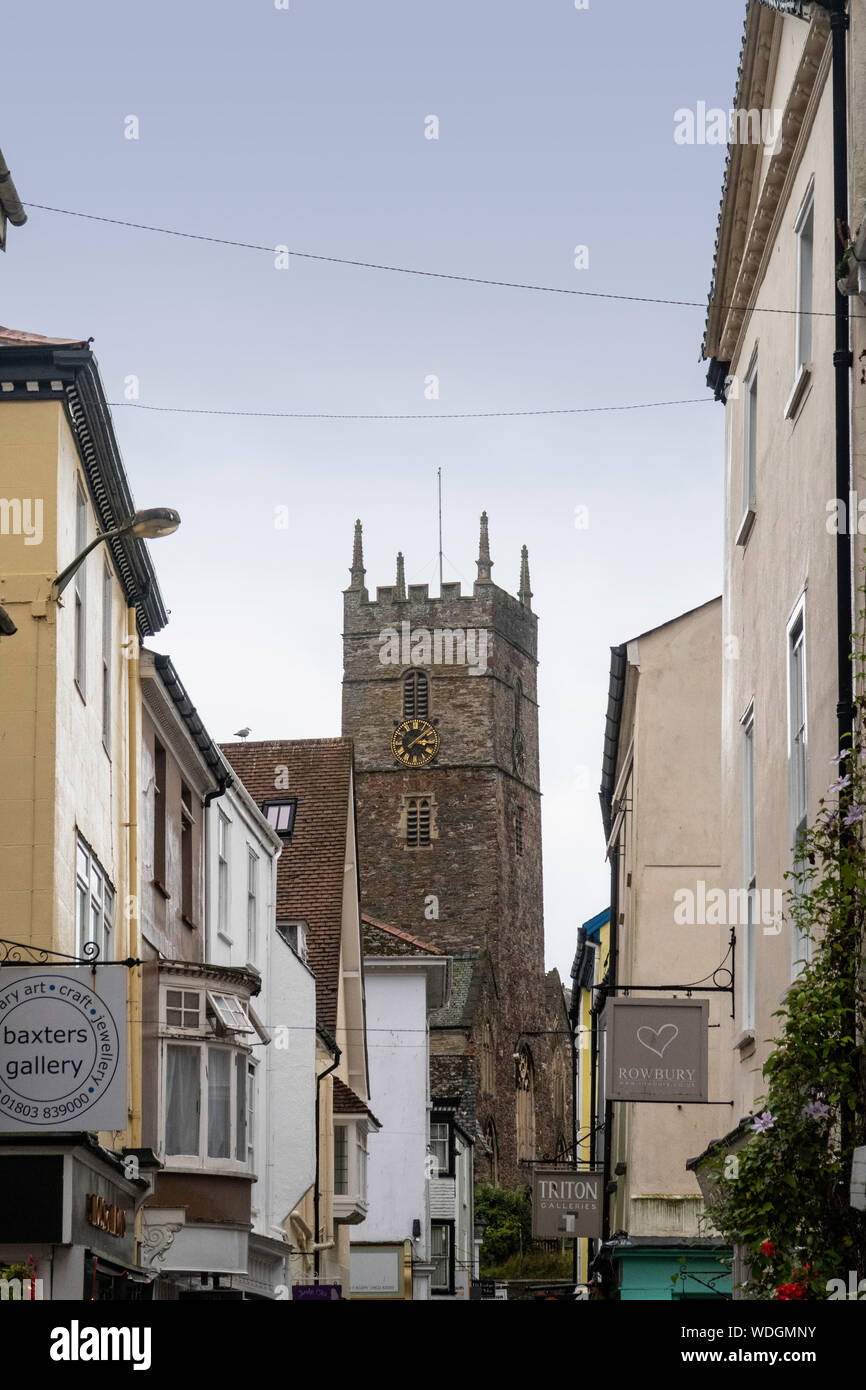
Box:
left=166, top=1045, right=200, bottom=1155
left=334, top=1125, right=349, bottom=1195
left=235, top=1052, right=247, bottom=1162
left=207, top=1048, right=231, bottom=1158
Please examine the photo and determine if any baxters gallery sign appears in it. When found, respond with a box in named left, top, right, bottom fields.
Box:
left=604, top=997, right=708, bottom=1104
left=0, top=968, right=126, bottom=1132
left=532, top=1169, right=604, bottom=1239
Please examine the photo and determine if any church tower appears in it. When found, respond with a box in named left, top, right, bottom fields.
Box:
left=341, top=515, right=569, bottom=1189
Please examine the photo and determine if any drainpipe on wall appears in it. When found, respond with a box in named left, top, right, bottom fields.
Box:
left=820, top=0, right=855, bottom=768
left=601, top=843, right=619, bottom=1254
left=314, top=1048, right=341, bottom=1282
left=126, top=603, right=142, bottom=1151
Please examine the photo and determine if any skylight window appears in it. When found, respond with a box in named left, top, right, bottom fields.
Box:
left=262, top=799, right=297, bottom=838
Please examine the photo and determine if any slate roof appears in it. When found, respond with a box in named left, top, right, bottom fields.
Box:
left=220, top=737, right=354, bottom=1034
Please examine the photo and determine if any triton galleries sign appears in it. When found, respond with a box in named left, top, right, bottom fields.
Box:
left=532, top=1169, right=604, bottom=1239
left=604, top=997, right=708, bottom=1105
left=0, top=968, right=126, bottom=1132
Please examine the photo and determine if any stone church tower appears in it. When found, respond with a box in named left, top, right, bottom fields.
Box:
left=341, top=514, right=570, bottom=1190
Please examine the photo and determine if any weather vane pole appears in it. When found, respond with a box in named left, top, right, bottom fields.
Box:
left=438, top=466, right=444, bottom=591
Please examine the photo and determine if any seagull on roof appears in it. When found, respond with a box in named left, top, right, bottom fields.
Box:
left=234, top=727, right=251, bottom=740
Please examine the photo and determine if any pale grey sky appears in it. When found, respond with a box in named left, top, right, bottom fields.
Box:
left=2, top=0, right=746, bottom=978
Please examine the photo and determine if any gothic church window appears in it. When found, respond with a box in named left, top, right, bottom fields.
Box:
left=480, top=1019, right=495, bottom=1097
left=403, top=670, right=429, bottom=718
left=514, top=677, right=522, bottom=729
left=515, top=1044, right=536, bottom=1163
left=552, top=1046, right=567, bottom=1128
left=484, top=1119, right=499, bottom=1187
left=515, top=805, right=524, bottom=856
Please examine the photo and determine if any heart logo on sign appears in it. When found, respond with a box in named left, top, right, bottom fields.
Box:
left=636, top=1023, right=679, bottom=1059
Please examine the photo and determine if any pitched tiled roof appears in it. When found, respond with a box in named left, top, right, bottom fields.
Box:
left=333, top=1075, right=381, bottom=1127
left=361, top=911, right=441, bottom=957
left=220, top=738, right=353, bottom=1034
left=0, top=324, right=90, bottom=347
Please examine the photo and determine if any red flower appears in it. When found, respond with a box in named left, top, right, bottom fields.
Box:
left=776, top=1282, right=807, bottom=1300
left=760, top=1241, right=775, bottom=1258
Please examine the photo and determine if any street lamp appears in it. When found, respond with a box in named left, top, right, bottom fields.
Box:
left=52, top=508, right=181, bottom=596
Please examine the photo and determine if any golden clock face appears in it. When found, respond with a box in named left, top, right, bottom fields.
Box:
left=391, top=718, right=440, bottom=767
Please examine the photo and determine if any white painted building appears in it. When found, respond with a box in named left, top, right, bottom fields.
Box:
left=204, top=776, right=317, bottom=1299
left=349, top=914, right=469, bottom=1301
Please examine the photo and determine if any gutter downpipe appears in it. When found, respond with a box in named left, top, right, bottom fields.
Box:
left=314, top=1047, right=341, bottom=1282
left=126, top=604, right=142, bottom=1151
left=601, top=842, right=619, bottom=1258
left=825, top=0, right=855, bottom=773
left=829, top=0, right=857, bottom=1163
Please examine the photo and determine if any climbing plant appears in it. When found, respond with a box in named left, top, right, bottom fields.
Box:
left=701, top=643, right=866, bottom=1297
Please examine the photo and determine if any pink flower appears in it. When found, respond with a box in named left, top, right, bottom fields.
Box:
left=751, top=1110, right=775, bottom=1133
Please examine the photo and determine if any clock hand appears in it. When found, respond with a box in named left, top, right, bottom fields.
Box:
left=406, top=730, right=433, bottom=750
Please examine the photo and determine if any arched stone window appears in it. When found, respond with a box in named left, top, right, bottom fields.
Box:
left=403, top=670, right=429, bottom=718
left=484, top=1119, right=499, bottom=1187
left=514, top=677, right=522, bottom=729
left=480, top=1019, right=495, bottom=1097
left=515, top=1044, right=536, bottom=1164
left=551, top=1045, right=567, bottom=1129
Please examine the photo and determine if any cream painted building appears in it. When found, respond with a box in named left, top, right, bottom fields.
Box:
left=700, top=0, right=866, bottom=1139
left=0, top=326, right=171, bottom=1297
left=597, top=598, right=733, bottom=1300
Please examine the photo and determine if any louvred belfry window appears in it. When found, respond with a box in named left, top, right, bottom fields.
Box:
left=407, top=798, right=431, bottom=847
left=403, top=670, right=429, bottom=717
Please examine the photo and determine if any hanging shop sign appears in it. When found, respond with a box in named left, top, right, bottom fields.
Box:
left=0, top=968, right=126, bottom=1132
left=604, top=997, right=708, bottom=1104
left=532, top=1168, right=604, bottom=1239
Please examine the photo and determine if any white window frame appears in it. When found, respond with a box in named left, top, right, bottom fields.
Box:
left=787, top=596, right=811, bottom=974
left=161, top=1036, right=251, bottom=1171
left=794, top=183, right=814, bottom=375
left=102, top=565, right=112, bottom=752
left=246, top=847, right=258, bottom=964
left=736, top=350, right=758, bottom=546
left=430, top=1120, right=451, bottom=1176
left=334, top=1123, right=349, bottom=1195
left=740, top=703, right=756, bottom=1032
left=75, top=834, right=115, bottom=960
left=430, top=1221, right=453, bottom=1294
left=207, top=990, right=254, bottom=1033
left=164, top=987, right=203, bottom=1032
left=277, top=919, right=308, bottom=963
left=74, top=481, right=88, bottom=697
left=217, top=811, right=231, bottom=943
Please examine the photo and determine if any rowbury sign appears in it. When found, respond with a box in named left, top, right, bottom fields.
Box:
left=0, top=968, right=126, bottom=1132
left=532, top=1169, right=604, bottom=1239
left=604, top=997, right=708, bottom=1104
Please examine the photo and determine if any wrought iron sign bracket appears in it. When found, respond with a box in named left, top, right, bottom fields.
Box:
left=0, top=937, right=142, bottom=969
left=593, top=928, right=736, bottom=1019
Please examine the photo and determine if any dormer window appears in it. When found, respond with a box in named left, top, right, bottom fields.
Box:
left=278, top=919, right=308, bottom=963
left=263, top=799, right=297, bottom=838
